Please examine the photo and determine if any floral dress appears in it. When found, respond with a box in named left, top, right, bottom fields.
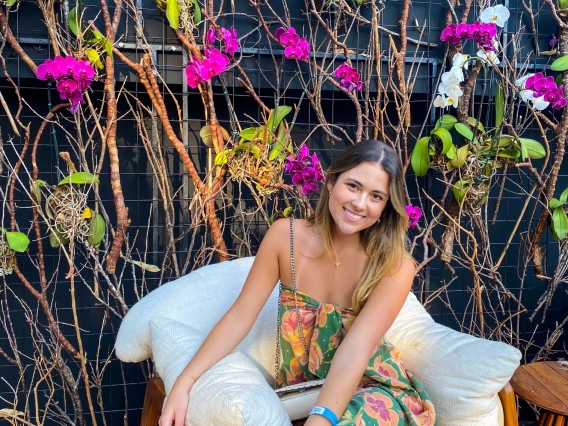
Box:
left=276, top=285, right=436, bottom=426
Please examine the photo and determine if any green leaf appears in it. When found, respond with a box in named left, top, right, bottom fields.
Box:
left=124, top=258, right=161, bottom=272
left=454, top=123, right=474, bottom=141
left=450, top=144, right=469, bottom=169
left=191, top=0, right=202, bottom=23
left=559, top=187, right=568, bottom=205
left=410, top=137, right=431, bottom=177
left=269, top=123, right=289, bottom=161
left=283, top=206, right=293, bottom=216
left=267, top=105, right=292, bottom=131
left=518, top=138, right=546, bottom=160
left=445, top=144, right=457, bottom=160
left=5, top=231, right=30, bottom=253
left=467, top=117, right=485, bottom=132
left=68, top=2, right=82, bottom=37
left=166, top=0, right=181, bottom=29
left=556, top=74, right=564, bottom=87
left=234, top=143, right=260, bottom=158
left=214, top=150, right=231, bottom=166
left=435, top=115, right=457, bottom=131
left=552, top=207, right=568, bottom=240
left=87, top=213, right=106, bottom=247
left=156, top=0, right=167, bottom=8
left=49, top=228, right=70, bottom=248
left=87, top=48, right=104, bottom=69
left=58, top=172, right=100, bottom=186
left=88, top=31, right=114, bottom=61
left=453, top=180, right=470, bottom=205
left=240, top=127, right=259, bottom=141
left=497, top=149, right=521, bottom=159
left=6, top=0, right=17, bottom=7
left=551, top=55, right=568, bottom=72
left=31, top=179, right=46, bottom=203
left=550, top=198, right=562, bottom=209
left=431, top=127, right=453, bottom=155
left=495, top=84, right=504, bottom=128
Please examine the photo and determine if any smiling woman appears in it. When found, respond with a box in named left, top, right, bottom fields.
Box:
left=160, top=140, right=435, bottom=426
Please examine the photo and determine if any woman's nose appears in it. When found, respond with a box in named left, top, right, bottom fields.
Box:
left=351, top=194, right=366, bottom=210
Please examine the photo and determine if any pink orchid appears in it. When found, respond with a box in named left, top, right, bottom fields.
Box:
left=333, top=63, right=363, bottom=92
left=57, top=55, right=77, bottom=76
left=275, top=26, right=310, bottom=61
left=207, top=26, right=239, bottom=55
left=440, top=24, right=460, bottom=44
left=285, top=145, right=324, bottom=195
left=406, top=204, right=422, bottom=228
left=37, top=59, right=59, bottom=81
left=456, top=23, right=472, bottom=39
left=185, top=58, right=204, bottom=88
left=72, top=60, right=95, bottom=90
left=56, top=78, right=78, bottom=100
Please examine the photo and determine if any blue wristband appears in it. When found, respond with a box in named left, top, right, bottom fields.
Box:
left=309, top=406, right=338, bottom=426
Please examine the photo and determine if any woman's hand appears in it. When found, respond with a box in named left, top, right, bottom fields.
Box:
left=158, top=376, right=196, bottom=426
left=304, top=414, right=335, bottom=426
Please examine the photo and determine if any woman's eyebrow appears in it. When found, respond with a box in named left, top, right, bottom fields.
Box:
left=345, top=178, right=389, bottom=197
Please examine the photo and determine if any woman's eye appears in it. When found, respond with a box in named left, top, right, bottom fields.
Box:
left=372, top=194, right=382, bottom=201
left=347, top=183, right=357, bottom=189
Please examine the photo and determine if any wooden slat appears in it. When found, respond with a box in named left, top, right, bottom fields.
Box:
left=545, top=412, right=556, bottom=426
left=529, top=363, right=568, bottom=408
left=553, top=415, right=566, bottom=426
left=499, top=382, right=519, bottom=426
left=511, top=366, right=568, bottom=414
left=547, top=361, right=568, bottom=382
left=539, top=412, right=549, bottom=426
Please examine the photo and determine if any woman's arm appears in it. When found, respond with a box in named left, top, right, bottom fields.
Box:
left=305, top=256, right=415, bottom=426
left=159, top=219, right=288, bottom=426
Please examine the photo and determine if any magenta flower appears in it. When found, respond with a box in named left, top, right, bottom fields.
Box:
left=72, top=60, right=95, bottom=90
left=275, top=27, right=310, bottom=61
left=185, top=58, right=204, bottom=88
left=206, top=26, right=239, bottom=55
left=56, top=78, right=78, bottom=100
left=455, top=23, right=472, bottom=40
left=68, top=89, right=85, bottom=114
left=37, top=59, right=61, bottom=81
left=333, top=63, right=363, bottom=92
left=285, top=145, right=324, bottom=195
left=55, top=55, right=76, bottom=76
left=440, top=24, right=460, bottom=44
left=406, top=204, right=422, bottom=228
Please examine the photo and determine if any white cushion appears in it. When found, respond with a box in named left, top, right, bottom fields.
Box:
left=116, top=257, right=279, bottom=384
left=150, top=317, right=291, bottom=426
left=384, top=292, right=521, bottom=426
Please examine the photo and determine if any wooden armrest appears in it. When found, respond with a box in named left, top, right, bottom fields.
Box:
left=141, top=376, right=166, bottom=426
left=498, top=382, right=519, bottom=426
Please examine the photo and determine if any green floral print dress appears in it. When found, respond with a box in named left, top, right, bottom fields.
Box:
left=276, top=285, right=437, bottom=426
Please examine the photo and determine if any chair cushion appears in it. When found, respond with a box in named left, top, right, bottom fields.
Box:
left=116, top=257, right=279, bottom=384
left=150, top=317, right=291, bottom=426
left=384, top=292, right=521, bottom=426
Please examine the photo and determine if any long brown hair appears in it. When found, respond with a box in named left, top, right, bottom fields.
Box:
left=307, top=140, right=411, bottom=313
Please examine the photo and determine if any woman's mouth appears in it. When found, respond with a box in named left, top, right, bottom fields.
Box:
left=343, top=207, right=365, bottom=222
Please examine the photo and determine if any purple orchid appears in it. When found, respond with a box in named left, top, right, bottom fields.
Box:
left=333, top=63, right=363, bottom=92
left=185, top=58, right=204, bottom=88
left=550, top=34, right=559, bottom=48
left=57, top=55, right=77, bottom=76
left=406, top=204, right=422, bottom=228
left=206, top=26, right=239, bottom=55
left=440, top=24, right=461, bottom=45
left=36, top=59, right=61, bottom=81
left=275, top=27, right=310, bottom=62
left=285, top=145, right=324, bottom=195
left=56, top=79, right=78, bottom=100
left=72, top=60, right=95, bottom=90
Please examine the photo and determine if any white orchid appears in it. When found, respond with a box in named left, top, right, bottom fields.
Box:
left=515, top=74, right=534, bottom=89
left=439, top=70, right=462, bottom=94
left=479, top=5, right=510, bottom=27
left=477, top=49, right=501, bottom=65
left=434, top=86, right=462, bottom=108
left=520, top=90, right=550, bottom=111
left=452, top=53, right=469, bottom=70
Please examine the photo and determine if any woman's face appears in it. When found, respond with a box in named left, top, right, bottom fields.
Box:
left=327, top=161, right=390, bottom=236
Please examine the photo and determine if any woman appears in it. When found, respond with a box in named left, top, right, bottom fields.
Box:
left=160, top=140, right=436, bottom=426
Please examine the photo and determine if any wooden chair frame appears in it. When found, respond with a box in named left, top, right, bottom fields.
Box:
left=140, top=376, right=519, bottom=426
